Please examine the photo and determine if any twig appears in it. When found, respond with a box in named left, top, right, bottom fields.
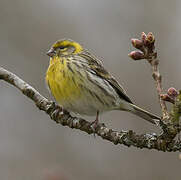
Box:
left=0, top=66, right=181, bottom=152
left=129, top=32, right=169, bottom=119
left=148, top=56, right=169, bottom=119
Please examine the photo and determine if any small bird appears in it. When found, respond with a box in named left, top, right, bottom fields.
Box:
left=46, top=39, right=160, bottom=126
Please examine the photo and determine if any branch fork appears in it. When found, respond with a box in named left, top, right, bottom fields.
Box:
left=129, top=32, right=181, bottom=141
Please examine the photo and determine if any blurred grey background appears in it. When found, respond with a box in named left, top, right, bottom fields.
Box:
left=0, top=0, right=181, bottom=179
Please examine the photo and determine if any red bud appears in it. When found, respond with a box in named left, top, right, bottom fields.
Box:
left=167, top=87, right=178, bottom=98
left=128, top=51, right=145, bottom=60
left=141, top=32, right=147, bottom=44
left=147, top=32, right=155, bottom=43
left=131, top=39, right=144, bottom=51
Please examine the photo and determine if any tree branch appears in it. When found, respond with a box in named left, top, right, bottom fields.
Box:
left=0, top=66, right=181, bottom=152
left=0, top=32, right=181, bottom=152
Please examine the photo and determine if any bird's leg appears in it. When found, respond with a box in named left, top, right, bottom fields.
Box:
left=90, top=111, right=99, bottom=133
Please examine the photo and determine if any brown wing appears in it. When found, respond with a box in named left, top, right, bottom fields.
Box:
left=79, top=51, right=133, bottom=104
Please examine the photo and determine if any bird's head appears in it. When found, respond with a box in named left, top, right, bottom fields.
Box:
left=46, top=39, right=83, bottom=57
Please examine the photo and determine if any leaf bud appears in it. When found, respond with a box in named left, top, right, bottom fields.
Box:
left=128, top=51, right=145, bottom=60
left=131, top=39, right=144, bottom=51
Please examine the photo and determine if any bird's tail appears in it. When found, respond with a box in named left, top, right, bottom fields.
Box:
left=122, top=103, right=160, bottom=124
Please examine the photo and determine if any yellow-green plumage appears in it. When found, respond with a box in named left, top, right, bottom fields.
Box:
left=46, top=56, right=82, bottom=103
left=46, top=39, right=160, bottom=123
left=46, top=54, right=121, bottom=115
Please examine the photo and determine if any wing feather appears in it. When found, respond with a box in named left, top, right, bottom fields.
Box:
left=78, top=51, right=133, bottom=104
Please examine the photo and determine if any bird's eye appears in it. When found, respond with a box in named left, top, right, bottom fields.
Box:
left=58, top=46, right=66, bottom=50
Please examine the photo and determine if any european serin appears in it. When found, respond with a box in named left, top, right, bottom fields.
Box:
left=46, top=39, right=160, bottom=126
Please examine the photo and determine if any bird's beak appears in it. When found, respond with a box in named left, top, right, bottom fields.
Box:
left=46, top=48, right=55, bottom=57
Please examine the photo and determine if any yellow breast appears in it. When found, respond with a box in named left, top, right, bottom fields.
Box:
left=46, top=56, right=81, bottom=105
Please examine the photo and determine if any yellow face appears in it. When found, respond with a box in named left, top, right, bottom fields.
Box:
left=46, top=39, right=83, bottom=57
left=46, top=39, right=84, bottom=108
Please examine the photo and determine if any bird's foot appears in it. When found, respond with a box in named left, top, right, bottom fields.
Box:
left=90, top=118, right=99, bottom=130
left=90, top=111, right=99, bottom=137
